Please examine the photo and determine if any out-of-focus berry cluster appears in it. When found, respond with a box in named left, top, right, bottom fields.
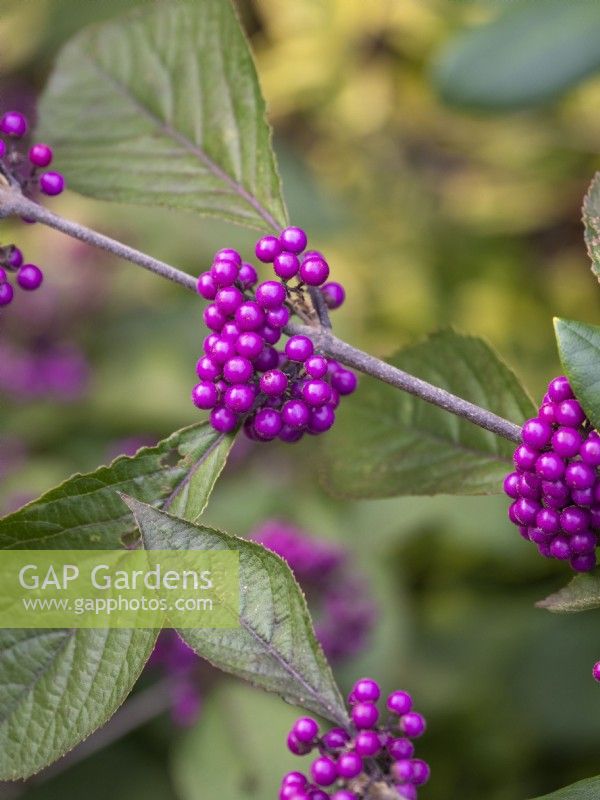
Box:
left=251, top=520, right=376, bottom=662
left=504, top=375, right=600, bottom=572
left=193, top=228, right=356, bottom=442
left=0, top=110, right=65, bottom=311
left=280, top=678, right=429, bottom=800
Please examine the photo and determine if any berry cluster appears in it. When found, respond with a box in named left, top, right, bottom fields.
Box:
left=193, top=228, right=356, bottom=442
left=504, top=375, right=600, bottom=572
left=251, top=521, right=376, bottom=663
left=0, top=110, right=65, bottom=310
left=280, top=679, right=429, bottom=800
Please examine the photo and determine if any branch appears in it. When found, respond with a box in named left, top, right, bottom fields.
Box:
left=0, top=187, right=522, bottom=444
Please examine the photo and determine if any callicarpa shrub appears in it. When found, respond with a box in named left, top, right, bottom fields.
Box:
left=3, top=3, right=600, bottom=800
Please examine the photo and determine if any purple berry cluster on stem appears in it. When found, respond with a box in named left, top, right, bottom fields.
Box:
left=0, top=110, right=65, bottom=310
left=280, top=678, right=429, bottom=800
left=193, top=228, right=356, bottom=442
left=504, top=375, right=600, bottom=572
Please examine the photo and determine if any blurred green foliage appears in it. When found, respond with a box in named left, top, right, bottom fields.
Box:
left=3, top=1, right=600, bottom=798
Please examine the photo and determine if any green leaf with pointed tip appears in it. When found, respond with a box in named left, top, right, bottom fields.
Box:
left=433, top=1, right=600, bottom=111
left=537, top=573, right=600, bottom=613
left=0, top=423, right=233, bottom=780
left=530, top=777, right=600, bottom=799
left=122, top=495, right=348, bottom=727
left=583, top=174, right=600, bottom=284
left=554, top=318, right=600, bottom=430
left=321, top=330, right=534, bottom=499
left=37, top=0, right=287, bottom=232
left=172, top=681, right=306, bottom=800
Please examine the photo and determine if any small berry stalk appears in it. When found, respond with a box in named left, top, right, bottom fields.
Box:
left=193, top=228, right=356, bottom=442
left=505, top=375, right=600, bottom=571
left=281, top=678, right=429, bottom=800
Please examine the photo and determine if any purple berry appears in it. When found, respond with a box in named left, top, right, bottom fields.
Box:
left=197, top=271, right=217, bottom=299
left=238, top=261, right=258, bottom=288
left=581, top=435, right=600, bottom=466
left=565, top=461, right=596, bottom=490
left=321, top=728, right=350, bottom=750
left=282, top=773, right=307, bottom=788
left=331, top=369, right=357, bottom=395
left=331, top=792, right=357, bottom=800
left=204, top=333, right=220, bottom=355
left=513, top=444, right=538, bottom=472
left=551, top=427, right=583, bottom=458
left=353, top=678, right=381, bottom=702
left=7, top=246, right=23, bottom=269
left=0, top=111, right=27, bottom=137
left=337, top=752, right=363, bottom=779
left=302, top=379, right=332, bottom=407
left=392, top=760, right=414, bottom=782
left=215, top=286, right=244, bottom=315
left=39, top=171, right=65, bottom=196
left=221, top=321, right=241, bottom=341
left=209, top=406, right=238, bottom=433
left=260, top=369, right=288, bottom=396
left=560, top=506, right=590, bottom=534
left=0, top=282, right=14, bottom=305
left=387, top=691, right=412, bottom=715
left=572, top=488, right=595, bottom=507
left=555, top=399, right=586, bottom=428
left=517, top=472, right=542, bottom=499
left=535, top=452, right=565, bottom=481
left=310, top=756, right=338, bottom=787
left=210, top=338, right=237, bottom=365
left=536, top=508, right=560, bottom=534
left=191, top=381, right=219, bottom=410
left=321, top=282, right=345, bottom=310
left=286, top=335, right=314, bottom=362
left=236, top=332, right=264, bottom=360
left=16, top=264, right=43, bottom=291
left=351, top=701, right=379, bottom=729
left=280, top=226, right=307, bottom=254
left=547, top=376, right=573, bottom=403
left=287, top=732, right=312, bottom=756
left=529, top=527, right=551, bottom=545
left=571, top=552, right=597, bottom=572
left=203, top=303, right=226, bottom=332
left=254, top=346, right=279, bottom=372
left=256, top=280, right=287, bottom=309
left=400, top=712, right=426, bottom=738
left=267, top=306, right=290, bottom=328
left=224, top=384, right=255, bottom=413
left=522, top=418, right=552, bottom=448
left=236, top=301, right=265, bottom=331
left=299, top=256, right=329, bottom=286
left=292, top=717, right=319, bottom=743
left=304, top=355, right=328, bottom=379
left=282, top=399, right=310, bottom=429
left=274, top=252, right=300, bottom=280
left=355, top=730, right=381, bottom=757
left=593, top=662, right=600, bottom=682
left=196, top=356, right=221, bottom=380
left=215, top=248, right=242, bottom=265
left=549, top=536, right=571, bottom=560
left=255, top=235, right=282, bottom=263
left=503, top=472, right=520, bottom=499
left=388, top=738, right=415, bottom=760
left=513, top=497, right=541, bottom=526
left=254, top=408, right=283, bottom=440
left=223, top=356, right=253, bottom=384
left=261, top=323, right=282, bottom=345
left=211, top=259, right=238, bottom=287
left=28, top=143, right=53, bottom=167
left=411, top=759, right=431, bottom=786
left=308, top=405, right=336, bottom=434
left=570, top=531, right=596, bottom=554
left=539, top=403, right=556, bottom=424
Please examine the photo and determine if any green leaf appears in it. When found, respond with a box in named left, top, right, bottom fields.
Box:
left=37, top=0, right=287, bottom=232
left=122, top=496, right=349, bottom=727
left=321, top=330, right=535, bottom=499
left=0, top=423, right=233, bottom=780
left=529, top=777, right=600, bottom=799
left=582, top=174, right=600, bottom=283
left=172, top=681, right=305, bottom=800
left=537, top=573, right=600, bottom=613
left=554, top=318, right=600, bottom=430
left=433, top=1, right=600, bottom=110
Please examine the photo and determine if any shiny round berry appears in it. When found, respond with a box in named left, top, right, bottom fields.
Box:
left=536, top=508, right=560, bottom=534
left=220, top=321, right=241, bottom=341
left=503, top=472, right=520, bottom=499
left=514, top=444, right=538, bottom=471
left=547, top=376, right=573, bottom=403
left=223, top=356, right=253, bottom=384
left=522, top=418, right=552, bottom=448
left=197, top=271, right=217, bottom=299
left=581, top=435, right=600, bottom=466
left=572, top=488, right=595, bottom=506
left=16, top=264, right=43, bottom=290
left=560, top=506, right=590, bottom=534
left=388, top=738, right=415, bottom=760
left=282, top=773, right=307, bottom=788
left=196, top=356, right=220, bottom=381
left=236, top=332, right=264, bottom=360
left=274, top=252, right=300, bottom=280
left=355, top=730, right=381, bottom=757
left=513, top=497, right=541, bottom=526
left=321, top=282, right=345, bottom=310
left=549, top=536, right=571, bottom=560
left=387, top=691, right=412, bottom=715
left=321, top=728, right=350, bottom=750
left=215, top=248, right=242, bottom=265
left=260, top=369, right=288, bottom=396
left=539, top=403, right=556, bottom=424
left=215, top=286, right=244, bottom=315
left=331, top=369, right=357, bottom=395
left=280, top=226, right=307, bottom=254
left=292, top=717, right=319, bottom=743
left=254, top=346, right=279, bottom=372
left=555, top=399, right=586, bottom=428
left=570, top=531, right=596, bottom=554
left=299, top=256, right=329, bottom=286
left=204, top=333, right=220, bottom=355
left=552, top=427, right=583, bottom=458
left=308, top=406, right=335, bottom=434
left=28, top=143, right=53, bottom=167
left=282, top=399, right=310, bottom=429
left=287, top=732, right=312, bottom=756
left=0, top=111, right=27, bottom=137
left=392, top=760, right=414, bottom=782
left=267, top=306, right=290, bottom=328
left=236, top=301, right=265, bottom=331
left=351, top=701, right=379, bottom=729
left=337, top=752, right=363, bottom=779
left=302, top=379, right=332, bottom=407
left=209, top=406, right=238, bottom=433
left=571, top=552, right=597, bottom=572
left=191, top=381, right=219, bottom=409
left=224, top=384, right=255, bottom=413
left=254, top=408, right=283, bottom=440
left=210, top=338, right=237, bottom=365
left=211, top=259, right=238, bottom=287
left=400, top=712, right=426, bottom=738
left=565, top=461, right=596, bottom=490
left=256, top=280, right=287, bottom=309
left=310, top=756, right=338, bottom=787
left=203, top=304, right=226, bottom=332
left=518, top=472, right=542, bottom=499
left=411, top=759, right=431, bottom=786
left=39, top=171, right=65, bottom=196
left=278, top=426, right=304, bottom=443
left=353, top=678, right=381, bottom=702
left=255, top=235, right=282, bottom=263
left=238, top=262, right=258, bottom=288
left=7, top=246, right=23, bottom=269
left=261, top=323, right=282, bottom=345
left=286, top=335, right=314, bottom=362
left=535, top=453, right=565, bottom=481
left=0, top=282, right=14, bottom=305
